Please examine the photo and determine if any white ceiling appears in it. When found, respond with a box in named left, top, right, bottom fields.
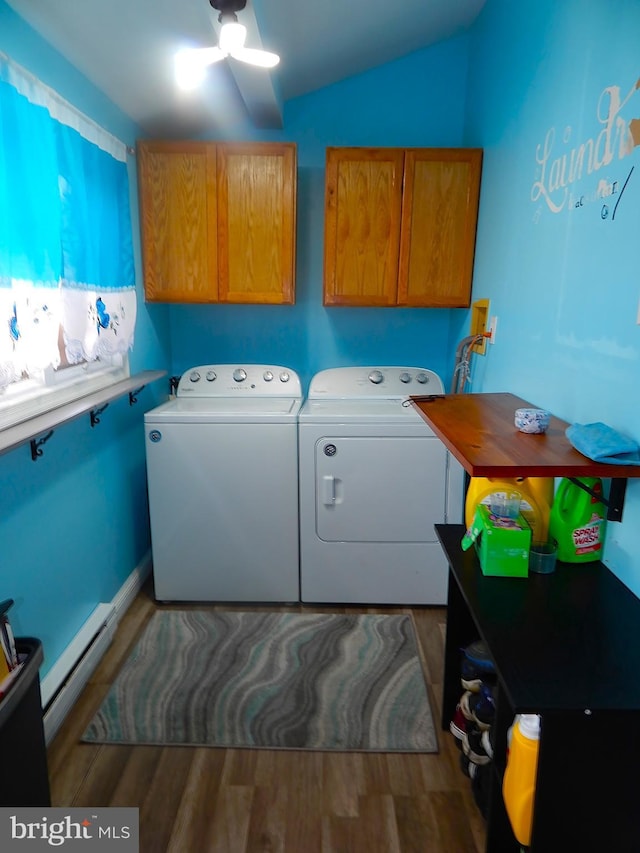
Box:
left=6, top=0, right=486, bottom=137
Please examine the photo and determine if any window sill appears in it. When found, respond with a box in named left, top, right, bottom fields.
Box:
left=0, top=370, right=166, bottom=459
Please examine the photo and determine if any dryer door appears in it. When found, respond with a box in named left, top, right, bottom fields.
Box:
left=315, top=435, right=448, bottom=542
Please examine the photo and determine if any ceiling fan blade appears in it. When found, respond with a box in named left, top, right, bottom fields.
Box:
left=175, top=47, right=225, bottom=89
left=191, top=46, right=226, bottom=64
left=230, top=47, right=280, bottom=68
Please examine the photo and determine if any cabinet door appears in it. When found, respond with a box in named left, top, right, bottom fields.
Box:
left=217, top=142, right=297, bottom=304
left=323, top=148, right=404, bottom=306
left=137, top=141, right=218, bottom=303
left=398, top=149, right=482, bottom=307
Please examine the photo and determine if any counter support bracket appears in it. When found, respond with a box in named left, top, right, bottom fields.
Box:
left=568, top=476, right=627, bottom=522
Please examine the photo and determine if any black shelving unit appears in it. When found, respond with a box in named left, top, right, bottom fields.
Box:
left=0, top=638, right=51, bottom=806
left=437, top=524, right=640, bottom=852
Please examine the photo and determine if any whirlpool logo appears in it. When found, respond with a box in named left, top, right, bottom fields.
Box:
left=0, top=809, right=138, bottom=851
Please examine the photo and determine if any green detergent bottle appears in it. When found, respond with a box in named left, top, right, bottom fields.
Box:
left=549, top=477, right=607, bottom=563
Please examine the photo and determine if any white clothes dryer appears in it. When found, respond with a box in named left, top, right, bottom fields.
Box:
left=298, top=367, right=464, bottom=605
left=144, top=365, right=302, bottom=602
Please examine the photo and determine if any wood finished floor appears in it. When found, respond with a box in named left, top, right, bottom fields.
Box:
left=47, top=582, right=487, bottom=853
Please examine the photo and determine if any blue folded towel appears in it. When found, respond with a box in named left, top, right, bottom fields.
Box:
left=566, top=422, right=640, bottom=466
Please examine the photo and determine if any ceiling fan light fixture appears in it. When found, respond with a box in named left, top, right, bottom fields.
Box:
left=175, top=49, right=208, bottom=90
left=219, top=20, right=247, bottom=55
left=175, top=0, right=280, bottom=88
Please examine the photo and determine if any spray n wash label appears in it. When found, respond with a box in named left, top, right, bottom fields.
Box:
left=572, top=514, right=605, bottom=555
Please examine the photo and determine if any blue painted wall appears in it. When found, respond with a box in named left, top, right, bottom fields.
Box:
left=168, top=35, right=473, bottom=390
left=0, top=2, right=170, bottom=678
left=465, top=0, right=640, bottom=594
left=3, top=0, right=640, bottom=686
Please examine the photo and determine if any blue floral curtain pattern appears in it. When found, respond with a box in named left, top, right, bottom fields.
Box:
left=0, top=54, right=136, bottom=391
left=0, top=76, right=62, bottom=387
left=56, top=122, right=136, bottom=364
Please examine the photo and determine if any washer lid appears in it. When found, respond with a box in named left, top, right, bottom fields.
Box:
left=145, top=396, right=302, bottom=423
left=298, top=397, right=424, bottom=423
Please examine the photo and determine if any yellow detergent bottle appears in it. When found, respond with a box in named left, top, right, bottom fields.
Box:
left=502, top=714, right=541, bottom=847
left=465, top=477, right=554, bottom=542
left=549, top=477, right=607, bottom=563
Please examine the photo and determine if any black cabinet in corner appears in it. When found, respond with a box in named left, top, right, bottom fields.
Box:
left=437, top=523, right=640, bottom=853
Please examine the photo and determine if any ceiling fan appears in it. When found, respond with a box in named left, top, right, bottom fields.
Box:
left=176, top=0, right=280, bottom=89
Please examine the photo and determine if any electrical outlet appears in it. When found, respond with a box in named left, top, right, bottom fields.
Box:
left=489, top=316, right=498, bottom=343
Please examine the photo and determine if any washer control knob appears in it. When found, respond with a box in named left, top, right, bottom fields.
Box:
left=368, top=370, right=384, bottom=385
left=279, top=371, right=290, bottom=383
left=399, top=372, right=412, bottom=383
left=263, top=370, right=274, bottom=382
left=206, top=370, right=217, bottom=382
left=189, top=371, right=201, bottom=383
left=415, top=372, right=430, bottom=385
left=233, top=368, right=247, bottom=383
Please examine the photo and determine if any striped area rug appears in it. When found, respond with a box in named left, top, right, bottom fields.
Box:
left=82, top=610, right=437, bottom=752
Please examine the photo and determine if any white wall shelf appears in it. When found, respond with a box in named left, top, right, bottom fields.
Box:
left=0, top=370, right=166, bottom=460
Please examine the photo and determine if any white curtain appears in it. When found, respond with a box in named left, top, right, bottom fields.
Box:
left=0, top=54, right=136, bottom=391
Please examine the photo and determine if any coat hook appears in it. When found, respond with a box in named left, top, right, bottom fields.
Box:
left=90, top=403, right=109, bottom=427
left=129, top=386, right=145, bottom=405
left=30, top=430, right=54, bottom=461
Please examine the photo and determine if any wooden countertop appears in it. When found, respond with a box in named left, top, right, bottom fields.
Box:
left=411, top=392, right=640, bottom=478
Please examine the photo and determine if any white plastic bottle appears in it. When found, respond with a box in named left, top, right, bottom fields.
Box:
left=502, top=713, right=541, bottom=847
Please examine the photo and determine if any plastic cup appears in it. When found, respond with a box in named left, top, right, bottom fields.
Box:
left=489, top=491, right=521, bottom=519
left=529, top=540, right=558, bottom=574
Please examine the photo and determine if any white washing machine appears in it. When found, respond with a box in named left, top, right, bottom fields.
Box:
left=144, top=364, right=302, bottom=602
left=298, top=366, right=464, bottom=605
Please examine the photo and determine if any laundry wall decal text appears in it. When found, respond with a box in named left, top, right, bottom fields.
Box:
left=531, top=76, right=640, bottom=219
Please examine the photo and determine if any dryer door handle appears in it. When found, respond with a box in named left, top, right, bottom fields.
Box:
left=322, top=475, right=336, bottom=505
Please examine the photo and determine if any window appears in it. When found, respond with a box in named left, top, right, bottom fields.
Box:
left=0, top=53, right=136, bottom=431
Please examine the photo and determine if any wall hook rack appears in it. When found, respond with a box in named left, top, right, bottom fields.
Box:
left=2, top=370, right=165, bottom=462
left=30, top=430, right=54, bottom=461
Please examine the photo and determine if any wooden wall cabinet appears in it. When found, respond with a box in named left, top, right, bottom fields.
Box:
left=323, top=147, right=482, bottom=307
left=137, top=140, right=297, bottom=304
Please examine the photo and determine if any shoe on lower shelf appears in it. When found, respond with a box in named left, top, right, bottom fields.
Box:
left=462, top=683, right=495, bottom=731
left=460, top=690, right=475, bottom=722
left=481, top=727, right=494, bottom=760
left=463, top=721, right=492, bottom=766
left=461, top=639, right=496, bottom=674
left=459, top=753, right=479, bottom=780
left=449, top=703, right=467, bottom=749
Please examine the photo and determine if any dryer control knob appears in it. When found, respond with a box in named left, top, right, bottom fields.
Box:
left=416, top=372, right=430, bottom=384
left=263, top=370, right=274, bottom=382
left=368, top=370, right=384, bottom=385
left=206, top=370, right=217, bottom=382
left=233, top=368, right=247, bottom=383
left=279, top=371, right=290, bottom=383
left=400, top=372, right=412, bottom=383
left=189, top=371, right=201, bottom=383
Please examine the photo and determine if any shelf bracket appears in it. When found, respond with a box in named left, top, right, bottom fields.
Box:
left=128, top=385, right=145, bottom=406
left=90, top=403, right=109, bottom=428
left=30, top=430, right=54, bottom=461
left=567, top=476, right=627, bottom=523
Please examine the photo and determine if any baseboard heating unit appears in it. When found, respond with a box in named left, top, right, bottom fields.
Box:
left=41, top=603, right=117, bottom=745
